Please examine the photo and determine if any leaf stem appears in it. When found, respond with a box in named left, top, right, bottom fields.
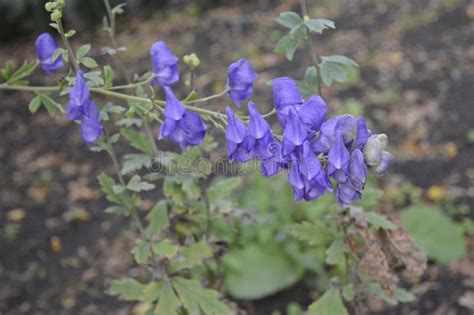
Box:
left=300, top=0, right=323, bottom=97
left=57, top=20, right=80, bottom=72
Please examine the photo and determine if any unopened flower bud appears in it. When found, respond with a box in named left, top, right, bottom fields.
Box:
left=363, top=136, right=381, bottom=166
left=183, top=53, right=200, bottom=69
left=56, top=0, right=65, bottom=7
left=45, top=2, right=56, bottom=12
left=51, top=10, right=62, bottom=22
left=377, top=133, right=388, bottom=150
left=373, top=151, right=393, bottom=176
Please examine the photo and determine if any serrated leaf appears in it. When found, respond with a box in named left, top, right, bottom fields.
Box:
left=172, top=277, right=233, bottom=315
left=7, top=60, right=38, bottom=84
left=127, top=175, right=155, bottom=192
left=320, top=55, right=359, bottom=87
left=155, top=281, right=180, bottom=315
left=368, top=283, right=397, bottom=305
left=169, top=241, right=213, bottom=273
left=275, top=34, right=300, bottom=61
left=146, top=201, right=169, bottom=236
left=305, top=19, right=335, bottom=33
left=308, top=288, right=348, bottom=315
left=105, top=205, right=129, bottom=216
left=82, top=57, right=98, bottom=69
left=208, top=176, right=242, bottom=213
left=163, top=178, right=186, bottom=207
left=132, top=239, right=151, bottom=264
left=394, top=287, right=415, bottom=303
left=180, top=177, right=201, bottom=200
left=38, top=94, right=59, bottom=116
left=141, top=281, right=162, bottom=303
left=76, top=44, right=91, bottom=61
left=276, top=11, right=303, bottom=29
left=121, top=128, right=154, bottom=155
left=400, top=206, right=466, bottom=264
left=104, top=65, right=114, bottom=88
left=152, top=240, right=179, bottom=259
left=28, top=95, right=42, bottom=113
left=121, top=154, right=151, bottom=175
left=290, top=221, right=334, bottom=245
left=342, top=284, right=354, bottom=302
left=325, top=240, right=345, bottom=265
left=109, top=278, right=144, bottom=301
left=366, top=212, right=396, bottom=230
left=98, top=173, right=123, bottom=204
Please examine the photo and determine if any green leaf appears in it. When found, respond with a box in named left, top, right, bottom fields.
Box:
left=180, top=177, right=201, bottom=200
left=304, top=66, right=318, bottom=89
left=169, top=241, right=213, bottom=273
left=400, top=206, right=466, bottom=264
left=305, top=19, right=335, bottom=33
left=2, top=62, right=13, bottom=80
left=112, top=3, right=127, bottom=15
left=121, top=154, right=151, bottom=175
left=121, top=128, right=154, bottom=155
left=104, top=65, right=114, bottom=88
left=275, top=34, right=300, bottom=61
left=132, top=239, right=151, bottom=264
left=98, top=173, right=123, bottom=204
left=163, top=178, right=186, bottom=207
left=109, top=278, right=144, bottom=301
left=38, top=94, right=60, bottom=116
left=276, top=11, right=303, bottom=29
left=76, top=44, right=91, bottom=61
left=208, top=176, right=242, bottom=213
left=325, top=240, right=345, bottom=265
left=127, top=175, right=155, bottom=192
left=320, top=55, right=359, bottom=86
left=366, top=212, right=396, bottom=230
left=308, top=288, right=348, bottom=315
left=83, top=71, right=104, bottom=87
left=146, top=201, right=169, bottom=236
left=105, top=205, right=129, bottom=216
left=155, top=282, right=180, bottom=315
left=342, top=284, right=354, bottom=302
left=7, top=60, right=38, bottom=84
left=394, top=287, right=415, bottom=303
left=81, top=57, right=98, bottom=69
left=172, top=277, right=233, bottom=315
left=28, top=95, right=42, bottom=113
left=117, top=117, right=143, bottom=128
left=152, top=240, right=179, bottom=259
left=290, top=221, right=334, bottom=246
left=142, top=281, right=162, bottom=303
left=368, top=283, right=397, bottom=305
left=223, top=244, right=304, bottom=300
left=65, top=29, right=76, bottom=38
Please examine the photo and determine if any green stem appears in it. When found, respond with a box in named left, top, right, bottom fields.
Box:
left=300, top=0, right=323, bottom=97
left=57, top=20, right=80, bottom=72
left=184, top=87, right=230, bottom=104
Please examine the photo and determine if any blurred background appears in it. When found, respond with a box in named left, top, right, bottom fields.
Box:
left=0, top=0, right=473, bottom=314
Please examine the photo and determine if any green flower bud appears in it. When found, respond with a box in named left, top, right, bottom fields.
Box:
left=377, top=134, right=388, bottom=150
left=363, top=136, right=382, bottom=166
left=56, top=0, right=65, bottom=10
left=45, top=2, right=56, bottom=12
left=183, top=53, right=200, bottom=69
left=50, top=10, right=62, bottom=22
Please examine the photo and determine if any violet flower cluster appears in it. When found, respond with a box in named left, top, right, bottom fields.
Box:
left=226, top=75, right=392, bottom=206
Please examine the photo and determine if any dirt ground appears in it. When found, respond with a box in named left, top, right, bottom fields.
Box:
left=1, top=0, right=473, bottom=314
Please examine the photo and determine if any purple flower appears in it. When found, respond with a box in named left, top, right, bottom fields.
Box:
left=248, top=102, right=277, bottom=159
left=35, top=33, right=63, bottom=73
left=225, top=106, right=255, bottom=162
left=67, top=71, right=90, bottom=121
left=288, top=141, right=331, bottom=202
left=272, top=77, right=304, bottom=127
left=226, top=59, right=258, bottom=107
left=282, top=108, right=309, bottom=157
left=159, top=87, right=207, bottom=150
left=66, top=71, right=103, bottom=145
left=150, top=41, right=179, bottom=87
left=335, top=149, right=367, bottom=206
left=80, top=101, right=104, bottom=145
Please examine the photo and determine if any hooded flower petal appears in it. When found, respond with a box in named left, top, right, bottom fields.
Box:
left=150, top=41, right=179, bottom=86
left=373, top=151, right=392, bottom=176
left=35, top=33, right=63, bottom=73
left=283, top=109, right=307, bottom=147
left=349, top=149, right=367, bottom=188
left=225, top=107, right=247, bottom=144
left=297, top=96, right=327, bottom=132
left=80, top=101, right=103, bottom=145
left=328, top=131, right=350, bottom=170
left=272, top=77, right=303, bottom=111
left=70, top=71, right=90, bottom=107
left=355, top=117, right=370, bottom=150
left=163, top=86, right=186, bottom=120
left=226, top=59, right=258, bottom=107
left=248, top=102, right=270, bottom=139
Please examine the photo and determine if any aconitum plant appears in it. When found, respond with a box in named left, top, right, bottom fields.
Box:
left=0, top=1, right=424, bottom=314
